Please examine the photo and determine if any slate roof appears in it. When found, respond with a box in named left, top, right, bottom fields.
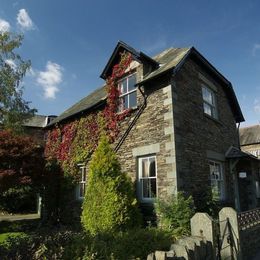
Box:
left=24, top=115, right=49, bottom=128
left=137, top=47, right=191, bottom=85
left=46, top=42, right=244, bottom=127
left=240, top=125, right=260, bottom=145
left=47, top=86, right=106, bottom=127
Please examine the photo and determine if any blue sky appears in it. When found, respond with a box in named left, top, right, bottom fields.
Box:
left=0, top=0, right=260, bottom=126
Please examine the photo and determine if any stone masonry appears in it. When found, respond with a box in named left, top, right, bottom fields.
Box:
left=116, top=69, right=178, bottom=201
left=172, top=58, right=239, bottom=204
left=116, top=56, right=239, bottom=208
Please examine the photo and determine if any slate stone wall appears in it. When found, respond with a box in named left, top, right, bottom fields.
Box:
left=172, top=58, right=239, bottom=205
left=116, top=74, right=178, bottom=202
left=116, top=57, right=240, bottom=208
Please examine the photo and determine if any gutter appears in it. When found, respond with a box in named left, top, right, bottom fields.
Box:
left=45, top=99, right=106, bottom=129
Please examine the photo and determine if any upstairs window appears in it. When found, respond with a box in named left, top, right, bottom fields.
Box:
left=76, top=165, right=87, bottom=200
left=209, top=160, right=225, bottom=200
left=202, top=85, right=217, bottom=119
left=138, top=156, right=157, bottom=202
left=118, top=73, right=137, bottom=112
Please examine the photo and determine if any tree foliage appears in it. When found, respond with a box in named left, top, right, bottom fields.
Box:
left=81, top=134, right=141, bottom=235
left=0, top=32, right=36, bottom=132
left=0, top=130, right=44, bottom=193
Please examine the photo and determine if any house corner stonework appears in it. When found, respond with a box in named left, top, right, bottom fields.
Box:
left=163, top=83, right=178, bottom=197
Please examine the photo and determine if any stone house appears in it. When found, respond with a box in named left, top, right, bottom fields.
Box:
left=240, top=124, right=260, bottom=159
left=46, top=41, right=259, bottom=214
left=23, top=114, right=56, bottom=144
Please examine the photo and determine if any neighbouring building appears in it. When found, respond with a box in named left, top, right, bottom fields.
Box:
left=46, top=41, right=260, bottom=215
left=24, top=114, right=56, bottom=144
left=240, top=124, right=260, bottom=159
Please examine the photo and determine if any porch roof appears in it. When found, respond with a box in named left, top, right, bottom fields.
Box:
left=225, top=146, right=259, bottom=160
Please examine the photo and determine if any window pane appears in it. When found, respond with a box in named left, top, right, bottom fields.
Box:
left=79, top=183, right=85, bottom=197
left=142, top=158, right=149, bottom=177
left=142, top=179, right=149, bottom=198
left=128, top=74, right=136, bottom=91
left=149, top=158, right=156, bottom=177
left=128, top=91, right=137, bottom=108
left=142, top=179, right=157, bottom=198
left=202, top=87, right=213, bottom=105
left=82, top=168, right=86, bottom=182
left=209, top=161, right=223, bottom=200
left=203, top=103, right=212, bottom=116
left=119, top=79, right=127, bottom=94
left=150, top=178, right=157, bottom=197
left=118, top=95, right=127, bottom=111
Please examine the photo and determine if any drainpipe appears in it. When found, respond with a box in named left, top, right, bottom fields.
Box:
left=237, top=122, right=241, bottom=150
left=114, top=85, right=147, bottom=153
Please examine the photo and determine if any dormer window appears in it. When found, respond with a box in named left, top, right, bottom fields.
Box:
left=118, top=73, right=137, bottom=112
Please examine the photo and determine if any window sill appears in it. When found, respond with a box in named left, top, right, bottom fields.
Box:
left=139, top=198, right=156, bottom=204
left=117, top=106, right=138, bottom=115
left=76, top=197, right=84, bottom=202
left=204, top=113, right=223, bottom=126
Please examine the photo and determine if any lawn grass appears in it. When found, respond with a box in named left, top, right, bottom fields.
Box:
left=0, top=232, right=27, bottom=244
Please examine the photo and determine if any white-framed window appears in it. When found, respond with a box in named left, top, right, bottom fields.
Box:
left=118, top=73, right=137, bottom=112
left=138, top=155, right=157, bottom=202
left=76, top=165, right=87, bottom=200
left=202, top=85, right=217, bottom=119
left=209, top=160, right=225, bottom=200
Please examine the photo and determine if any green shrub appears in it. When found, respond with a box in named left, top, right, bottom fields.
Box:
left=155, top=192, right=195, bottom=237
left=0, top=228, right=172, bottom=260
left=0, top=186, right=37, bottom=213
left=0, top=219, right=40, bottom=233
left=64, top=228, right=173, bottom=260
left=192, top=188, right=220, bottom=218
left=81, top=134, right=141, bottom=235
left=0, top=229, right=79, bottom=260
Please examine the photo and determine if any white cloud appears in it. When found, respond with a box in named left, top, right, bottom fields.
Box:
left=17, top=9, right=34, bottom=31
left=36, top=61, right=63, bottom=99
left=0, top=18, right=10, bottom=32
left=5, top=59, right=17, bottom=70
left=252, top=44, right=260, bottom=56
left=254, top=99, right=260, bottom=114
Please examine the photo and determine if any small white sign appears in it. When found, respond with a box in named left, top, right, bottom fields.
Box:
left=239, top=172, right=247, bottom=178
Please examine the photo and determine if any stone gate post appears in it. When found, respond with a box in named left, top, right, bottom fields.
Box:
left=190, top=212, right=215, bottom=259
left=219, top=207, right=242, bottom=260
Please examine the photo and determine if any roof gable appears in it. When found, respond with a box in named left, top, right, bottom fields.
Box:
left=136, top=46, right=244, bottom=123
left=47, top=42, right=244, bottom=126
left=100, top=41, right=159, bottom=79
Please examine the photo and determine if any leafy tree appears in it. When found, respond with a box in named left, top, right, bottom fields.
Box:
left=0, top=32, right=36, bottom=132
left=81, top=134, right=141, bottom=235
left=0, top=130, right=44, bottom=212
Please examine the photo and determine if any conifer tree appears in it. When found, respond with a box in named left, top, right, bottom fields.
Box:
left=81, top=134, right=141, bottom=234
